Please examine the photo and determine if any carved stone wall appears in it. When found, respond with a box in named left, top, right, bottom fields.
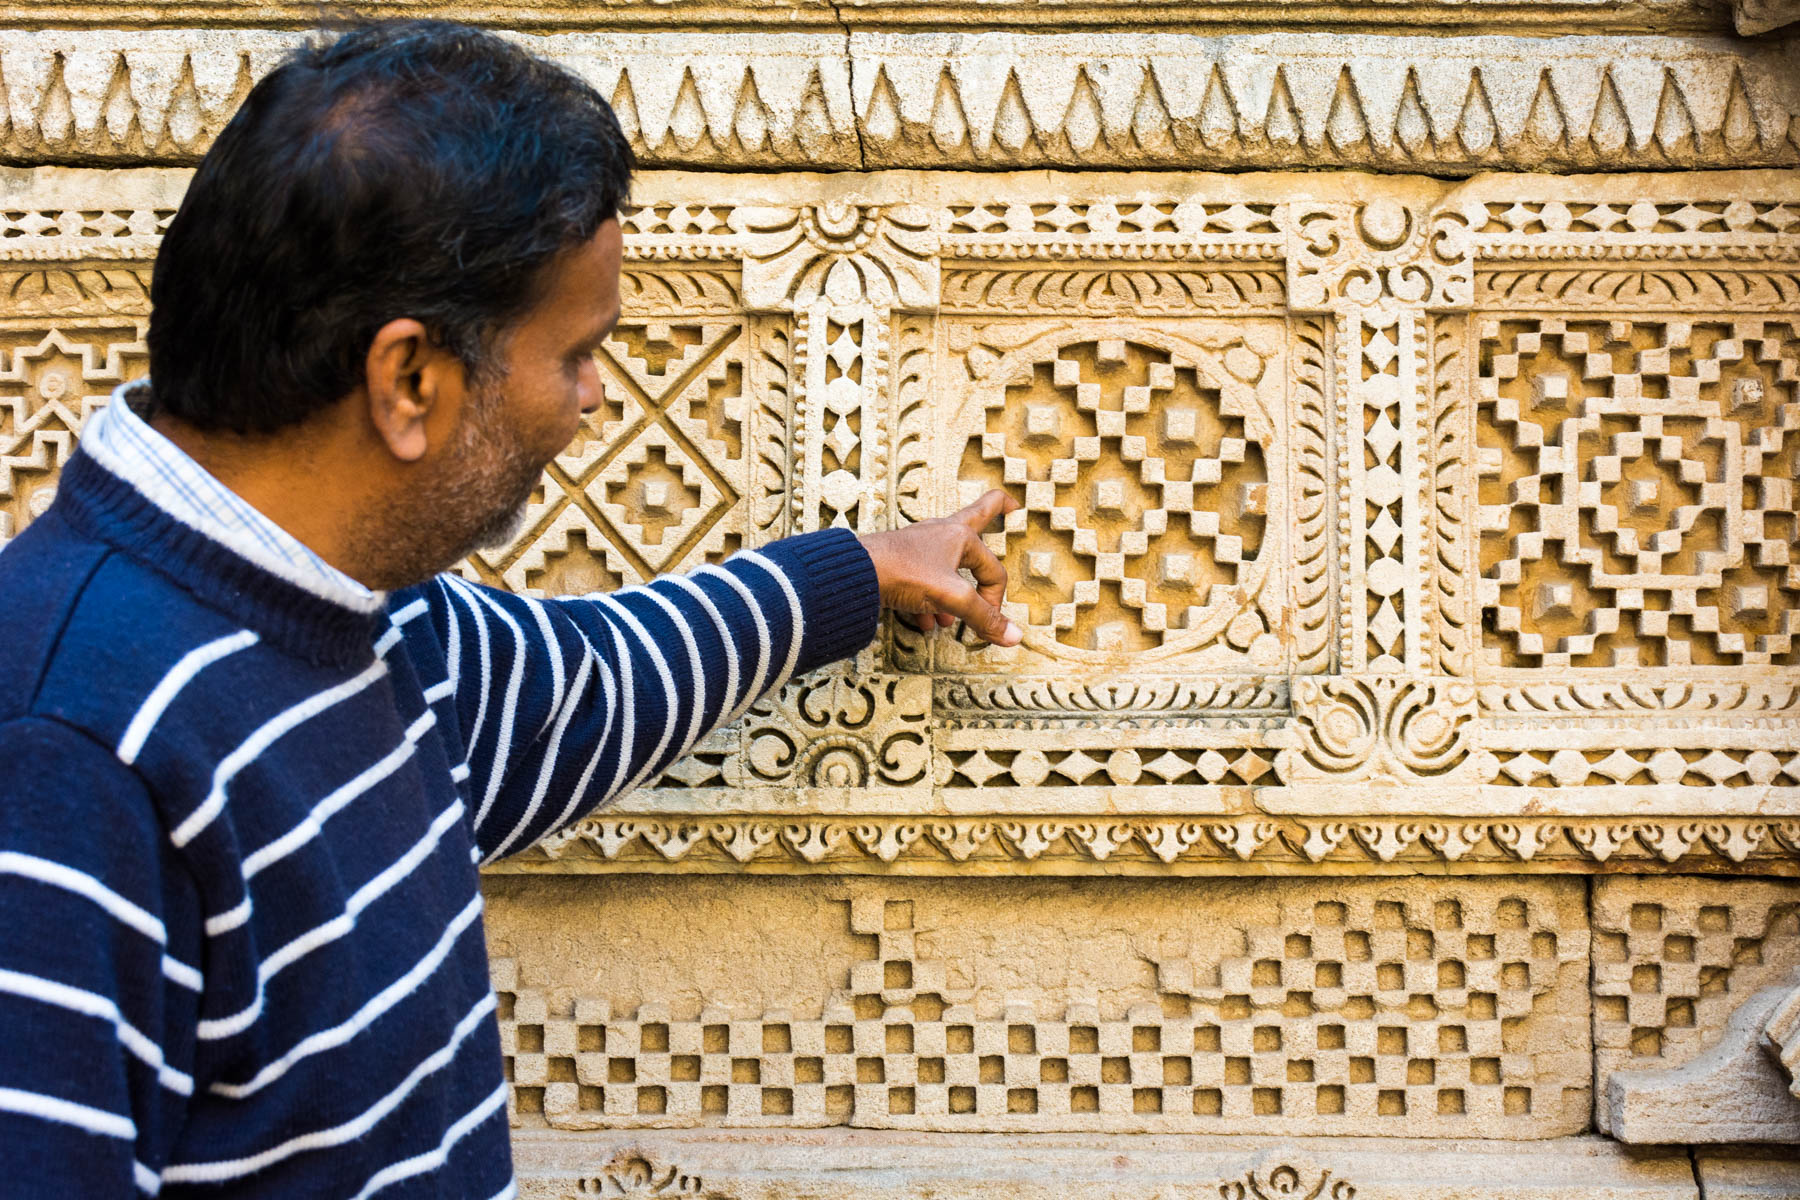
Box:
left=4, top=1, right=1799, bottom=1195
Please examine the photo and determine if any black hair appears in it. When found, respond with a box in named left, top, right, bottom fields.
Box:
left=147, top=19, right=633, bottom=434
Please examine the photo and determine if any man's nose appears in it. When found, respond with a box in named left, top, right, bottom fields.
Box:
left=578, top=358, right=604, bottom=414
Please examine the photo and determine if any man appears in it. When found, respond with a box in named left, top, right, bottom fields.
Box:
left=0, top=20, right=1019, bottom=1198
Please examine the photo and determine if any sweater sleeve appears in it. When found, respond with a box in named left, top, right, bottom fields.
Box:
left=0, top=717, right=202, bottom=1196
left=417, top=527, right=879, bottom=863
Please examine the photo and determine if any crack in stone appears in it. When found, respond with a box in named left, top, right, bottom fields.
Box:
left=828, top=0, right=867, bottom=170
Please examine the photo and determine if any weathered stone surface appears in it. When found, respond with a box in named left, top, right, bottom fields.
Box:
left=1606, top=976, right=1800, bottom=1143
left=486, top=875, right=1594, bottom=1137
left=510, top=1131, right=1702, bottom=1198
left=1696, top=1148, right=1800, bottom=1200
left=1734, top=0, right=1800, bottom=34
left=1766, top=983, right=1800, bottom=1099
left=1592, top=877, right=1800, bottom=1137
left=0, top=0, right=1741, bottom=32
left=1, top=29, right=1797, bottom=170
left=6, top=1, right=1800, bottom=1186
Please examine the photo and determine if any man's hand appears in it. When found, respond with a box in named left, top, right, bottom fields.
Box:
left=858, top=489, right=1023, bottom=647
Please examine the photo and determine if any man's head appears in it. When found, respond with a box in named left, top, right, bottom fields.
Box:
left=145, top=20, right=632, bottom=588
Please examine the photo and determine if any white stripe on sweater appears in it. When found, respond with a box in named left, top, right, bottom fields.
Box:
left=167, top=991, right=497, bottom=1183
left=445, top=577, right=525, bottom=833
left=197, top=800, right=465, bottom=1041
left=388, top=597, right=430, bottom=628
left=459, top=583, right=552, bottom=811
left=594, top=617, right=637, bottom=803
left=0, top=1084, right=134, bottom=1140
left=692, top=564, right=774, bottom=723
left=436, top=577, right=462, bottom=703
left=515, top=594, right=568, bottom=738
left=485, top=651, right=595, bottom=863
left=171, top=660, right=389, bottom=848
left=736, top=550, right=806, bottom=693
left=134, top=1160, right=161, bottom=1195
left=117, top=630, right=259, bottom=764
left=241, top=710, right=438, bottom=880
left=640, top=587, right=709, bottom=763
left=204, top=899, right=251, bottom=938
left=161, top=955, right=202, bottom=991
left=209, top=893, right=484, bottom=1099
left=373, top=626, right=404, bottom=659
left=0, top=968, right=192, bottom=1096
left=664, top=574, right=739, bottom=733
left=0, top=851, right=164, bottom=944
left=541, top=628, right=622, bottom=840
left=442, top=579, right=490, bottom=781
left=346, top=1081, right=509, bottom=1200
left=593, top=595, right=682, bottom=798
left=483, top=1181, right=519, bottom=1200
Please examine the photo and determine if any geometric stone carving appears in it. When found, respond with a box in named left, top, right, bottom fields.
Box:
left=949, top=328, right=1283, bottom=666
left=1591, top=877, right=1800, bottom=1134
left=8, top=2, right=1800, bottom=1188
left=1604, top=975, right=1800, bottom=1144
left=9, top=165, right=1800, bottom=857
left=489, top=877, right=1591, bottom=1138
left=1477, top=318, right=1800, bottom=669
left=0, top=323, right=147, bottom=543
left=7, top=0, right=1800, bottom=1190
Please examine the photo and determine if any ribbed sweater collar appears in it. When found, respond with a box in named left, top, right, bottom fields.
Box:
left=55, top=450, right=383, bottom=669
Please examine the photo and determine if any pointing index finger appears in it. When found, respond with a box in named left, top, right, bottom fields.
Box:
left=956, top=488, right=1019, bottom=535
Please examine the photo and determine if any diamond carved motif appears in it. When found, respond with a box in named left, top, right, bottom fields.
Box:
left=949, top=326, right=1285, bottom=668
left=469, top=321, right=749, bottom=592
left=1478, top=318, right=1800, bottom=668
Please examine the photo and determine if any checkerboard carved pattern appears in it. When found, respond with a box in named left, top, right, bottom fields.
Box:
left=494, top=881, right=1589, bottom=1136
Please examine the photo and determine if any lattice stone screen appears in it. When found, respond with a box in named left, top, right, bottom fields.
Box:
left=4, top=1, right=1800, bottom=1195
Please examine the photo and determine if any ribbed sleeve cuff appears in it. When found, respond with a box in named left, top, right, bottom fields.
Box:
left=760, top=527, right=881, bottom=675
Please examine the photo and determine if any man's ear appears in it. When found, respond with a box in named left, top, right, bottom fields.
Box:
left=363, top=318, right=464, bottom=463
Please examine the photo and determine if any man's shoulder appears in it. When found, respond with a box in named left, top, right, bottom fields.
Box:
left=0, top=507, right=117, bottom=721
left=0, top=507, right=252, bottom=735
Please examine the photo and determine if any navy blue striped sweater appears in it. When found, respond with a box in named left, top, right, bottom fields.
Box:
left=0, top=449, right=878, bottom=1197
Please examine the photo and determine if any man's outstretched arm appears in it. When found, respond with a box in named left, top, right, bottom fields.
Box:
left=407, top=491, right=1019, bottom=863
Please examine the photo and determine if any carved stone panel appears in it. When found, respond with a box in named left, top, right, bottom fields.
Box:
left=8, top=165, right=1800, bottom=870
left=3, top=28, right=1798, bottom=172
left=1590, top=875, right=1800, bottom=1134
left=927, top=322, right=1287, bottom=672
left=486, top=875, right=1592, bottom=1139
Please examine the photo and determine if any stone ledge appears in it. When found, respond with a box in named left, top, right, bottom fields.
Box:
left=0, top=0, right=1739, bottom=34
left=1605, top=978, right=1800, bottom=1145
left=511, top=1131, right=1703, bottom=1198
left=1696, top=1149, right=1800, bottom=1200
left=1, top=29, right=1795, bottom=170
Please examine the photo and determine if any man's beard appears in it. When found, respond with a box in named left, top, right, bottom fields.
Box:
left=350, top=378, right=547, bottom=590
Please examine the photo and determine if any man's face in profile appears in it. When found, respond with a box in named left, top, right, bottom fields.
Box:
left=371, top=218, right=624, bottom=583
